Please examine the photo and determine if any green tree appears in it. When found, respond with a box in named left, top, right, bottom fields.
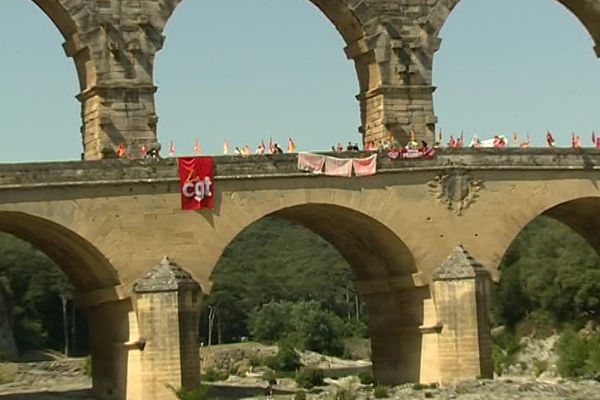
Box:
left=250, top=300, right=347, bottom=356
left=494, top=216, right=600, bottom=330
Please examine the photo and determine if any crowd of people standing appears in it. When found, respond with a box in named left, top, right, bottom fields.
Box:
left=113, top=129, right=600, bottom=160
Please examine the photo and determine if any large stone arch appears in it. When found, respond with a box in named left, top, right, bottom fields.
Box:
left=427, top=0, right=600, bottom=57
left=206, top=202, right=435, bottom=385
left=30, top=0, right=94, bottom=91
left=480, top=193, right=600, bottom=281
left=31, top=0, right=78, bottom=38
left=496, top=196, right=600, bottom=267
left=0, top=211, right=119, bottom=291
left=0, top=211, right=130, bottom=400
left=154, top=0, right=382, bottom=144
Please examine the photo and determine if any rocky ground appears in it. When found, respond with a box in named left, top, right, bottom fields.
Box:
left=0, top=340, right=599, bottom=399
left=0, top=359, right=91, bottom=399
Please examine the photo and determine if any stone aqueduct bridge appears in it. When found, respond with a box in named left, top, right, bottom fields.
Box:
left=30, top=0, right=600, bottom=158
left=1, top=149, right=600, bottom=399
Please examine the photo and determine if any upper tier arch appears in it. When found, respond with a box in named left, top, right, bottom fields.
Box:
left=428, top=0, right=600, bottom=57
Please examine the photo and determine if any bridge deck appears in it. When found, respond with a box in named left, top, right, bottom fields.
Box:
left=0, top=148, right=599, bottom=190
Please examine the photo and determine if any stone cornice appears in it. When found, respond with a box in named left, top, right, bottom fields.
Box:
left=0, top=148, right=599, bottom=191
left=359, top=84, right=437, bottom=100
left=77, top=84, right=158, bottom=101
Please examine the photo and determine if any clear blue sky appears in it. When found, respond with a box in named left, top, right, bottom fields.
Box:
left=0, top=0, right=599, bottom=161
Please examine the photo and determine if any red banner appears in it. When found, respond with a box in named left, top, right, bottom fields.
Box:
left=178, top=157, right=214, bottom=210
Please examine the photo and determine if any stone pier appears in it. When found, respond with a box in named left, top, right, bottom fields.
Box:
left=132, top=257, right=203, bottom=400
left=433, top=246, right=493, bottom=384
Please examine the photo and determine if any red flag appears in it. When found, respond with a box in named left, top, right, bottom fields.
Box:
left=223, top=140, right=230, bottom=155
left=178, top=157, right=214, bottom=210
left=449, top=135, right=456, bottom=148
left=117, top=143, right=126, bottom=158
left=194, top=139, right=200, bottom=155
left=169, top=141, right=176, bottom=156
left=269, top=137, right=274, bottom=154
left=259, top=140, right=266, bottom=154
left=288, top=137, right=296, bottom=153
left=546, top=131, right=555, bottom=147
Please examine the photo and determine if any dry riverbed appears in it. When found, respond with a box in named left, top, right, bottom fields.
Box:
left=1, top=361, right=600, bottom=399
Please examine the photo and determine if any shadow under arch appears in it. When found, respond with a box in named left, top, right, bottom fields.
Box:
left=0, top=211, right=119, bottom=292
left=212, top=203, right=431, bottom=384
left=0, top=211, right=130, bottom=400
left=428, top=0, right=600, bottom=57
left=542, top=196, right=600, bottom=253
left=492, top=196, right=600, bottom=280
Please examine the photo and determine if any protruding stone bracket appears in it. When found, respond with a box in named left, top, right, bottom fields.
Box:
left=344, top=37, right=371, bottom=59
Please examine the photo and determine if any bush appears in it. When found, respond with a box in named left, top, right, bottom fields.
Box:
left=263, top=370, right=277, bottom=385
left=295, top=367, right=324, bottom=389
left=586, top=333, right=600, bottom=376
left=533, top=358, right=548, bottom=376
left=168, top=385, right=211, bottom=400
left=249, top=354, right=263, bottom=367
left=492, top=331, right=521, bottom=375
left=333, top=387, right=357, bottom=400
left=294, top=391, right=307, bottom=400
left=83, top=356, right=92, bottom=377
left=556, top=328, right=600, bottom=378
left=373, top=385, right=389, bottom=398
left=344, top=319, right=369, bottom=338
left=265, top=342, right=301, bottom=372
left=250, top=301, right=348, bottom=356
left=202, top=367, right=228, bottom=382
left=514, top=311, right=556, bottom=339
left=358, top=371, right=377, bottom=385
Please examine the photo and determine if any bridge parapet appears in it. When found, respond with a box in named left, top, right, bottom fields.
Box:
left=0, top=149, right=599, bottom=190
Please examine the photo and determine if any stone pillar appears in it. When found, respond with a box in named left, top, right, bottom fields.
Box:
left=87, top=299, right=132, bottom=400
left=360, top=85, right=437, bottom=146
left=433, top=245, right=493, bottom=384
left=78, top=86, right=158, bottom=160
left=133, top=257, right=203, bottom=400
left=71, top=3, right=163, bottom=160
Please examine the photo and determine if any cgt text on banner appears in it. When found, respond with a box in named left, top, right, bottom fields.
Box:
left=178, top=157, right=215, bottom=210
